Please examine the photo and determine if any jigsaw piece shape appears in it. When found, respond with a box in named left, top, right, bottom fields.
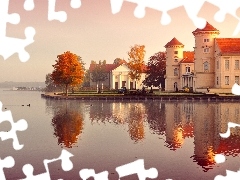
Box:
left=21, top=149, right=73, bottom=180
left=182, top=0, right=207, bottom=29
left=48, top=0, right=81, bottom=22
left=110, top=0, right=184, bottom=25
left=214, top=154, right=226, bottom=164
left=215, top=169, right=240, bottom=180
left=115, top=159, right=158, bottom=180
left=24, top=0, right=35, bottom=11
left=110, top=0, right=240, bottom=32
left=0, top=0, right=35, bottom=62
left=219, top=122, right=240, bottom=138
left=0, top=102, right=28, bottom=150
left=206, top=0, right=240, bottom=36
left=110, top=0, right=206, bottom=27
left=71, top=0, right=81, bottom=9
left=231, top=83, right=240, bottom=95
left=206, top=0, right=240, bottom=22
left=0, top=156, right=15, bottom=180
left=79, top=169, right=109, bottom=180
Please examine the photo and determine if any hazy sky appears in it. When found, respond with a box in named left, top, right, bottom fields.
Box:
left=0, top=0, right=239, bottom=82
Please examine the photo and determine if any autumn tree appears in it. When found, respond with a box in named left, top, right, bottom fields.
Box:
left=51, top=51, right=85, bottom=96
left=143, top=52, right=166, bottom=88
left=127, top=45, right=146, bottom=83
left=90, top=60, right=108, bottom=85
left=51, top=106, right=84, bottom=148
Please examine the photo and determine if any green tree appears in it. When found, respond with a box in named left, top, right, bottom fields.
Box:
left=143, top=52, right=166, bottom=88
left=82, top=69, right=90, bottom=87
left=90, top=60, right=108, bottom=85
left=51, top=51, right=85, bottom=96
left=45, top=73, right=63, bottom=92
left=127, top=45, right=146, bottom=82
left=113, top=58, right=125, bottom=65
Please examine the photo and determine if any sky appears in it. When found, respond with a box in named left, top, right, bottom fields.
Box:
left=0, top=0, right=239, bottom=82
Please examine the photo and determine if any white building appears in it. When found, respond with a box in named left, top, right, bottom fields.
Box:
left=89, top=62, right=146, bottom=90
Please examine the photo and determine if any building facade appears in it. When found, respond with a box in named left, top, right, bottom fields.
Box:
left=165, top=22, right=240, bottom=93
left=89, top=62, right=146, bottom=90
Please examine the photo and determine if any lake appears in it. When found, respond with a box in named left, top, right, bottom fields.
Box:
left=0, top=89, right=240, bottom=180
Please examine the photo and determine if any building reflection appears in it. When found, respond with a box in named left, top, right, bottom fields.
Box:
left=46, top=99, right=84, bottom=148
left=161, top=102, right=194, bottom=151
left=89, top=102, right=146, bottom=142
left=68, top=100, right=240, bottom=171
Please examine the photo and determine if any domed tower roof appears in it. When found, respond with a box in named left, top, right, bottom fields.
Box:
left=164, top=37, right=184, bottom=48
left=192, top=22, right=220, bottom=36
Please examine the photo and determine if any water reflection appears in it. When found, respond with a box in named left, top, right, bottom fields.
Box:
left=46, top=100, right=240, bottom=172
left=46, top=100, right=84, bottom=148
left=90, top=101, right=240, bottom=171
left=89, top=102, right=146, bottom=142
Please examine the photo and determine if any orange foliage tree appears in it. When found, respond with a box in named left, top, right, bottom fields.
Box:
left=127, top=45, right=146, bottom=84
left=51, top=51, right=85, bottom=96
left=51, top=108, right=84, bottom=148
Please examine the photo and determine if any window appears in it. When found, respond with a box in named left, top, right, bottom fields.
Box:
left=225, top=76, right=229, bottom=85
left=204, top=38, right=209, bottom=42
left=174, top=68, right=178, bottom=76
left=225, top=60, right=229, bottom=70
left=235, top=60, right=239, bottom=70
left=174, top=56, right=178, bottom=62
left=185, top=66, right=190, bottom=74
left=203, top=61, right=209, bottom=71
left=203, top=48, right=209, bottom=53
left=217, top=60, right=219, bottom=69
left=174, top=51, right=178, bottom=54
left=235, top=76, right=239, bottom=84
left=216, top=77, right=219, bottom=85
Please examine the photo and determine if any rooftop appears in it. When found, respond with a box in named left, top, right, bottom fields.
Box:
left=165, top=37, right=184, bottom=48
left=216, top=38, right=240, bottom=55
left=179, top=51, right=194, bottom=63
left=192, top=22, right=220, bottom=35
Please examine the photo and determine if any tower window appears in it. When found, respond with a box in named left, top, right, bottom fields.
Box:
left=203, top=48, right=209, bottom=53
left=203, top=38, right=210, bottom=42
left=174, top=51, right=178, bottom=54
left=174, top=68, right=178, bottom=76
left=203, top=61, right=209, bottom=71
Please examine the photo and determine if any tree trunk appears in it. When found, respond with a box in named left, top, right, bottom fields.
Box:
left=65, top=84, right=68, bottom=96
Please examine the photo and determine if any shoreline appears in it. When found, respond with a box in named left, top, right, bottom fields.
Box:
left=41, top=93, right=240, bottom=101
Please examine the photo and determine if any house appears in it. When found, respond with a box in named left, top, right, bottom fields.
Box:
left=89, top=61, right=147, bottom=90
left=165, top=22, right=240, bottom=93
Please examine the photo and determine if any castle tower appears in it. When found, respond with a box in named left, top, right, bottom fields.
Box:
left=192, top=22, right=220, bottom=91
left=165, top=37, right=184, bottom=91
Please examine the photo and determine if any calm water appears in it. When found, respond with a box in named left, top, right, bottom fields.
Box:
left=0, top=89, right=240, bottom=180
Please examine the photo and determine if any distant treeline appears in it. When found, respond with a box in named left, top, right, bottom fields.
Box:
left=0, top=81, right=45, bottom=88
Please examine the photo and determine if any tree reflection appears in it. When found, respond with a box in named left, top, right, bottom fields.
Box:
left=128, top=104, right=145, bottom=142
left=51, top=104, right=84, bottom=148
left=145, top=102, right=166, bottom=136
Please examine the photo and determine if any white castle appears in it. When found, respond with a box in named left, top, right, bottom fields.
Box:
left=165, top=22, right=240, bottom=93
